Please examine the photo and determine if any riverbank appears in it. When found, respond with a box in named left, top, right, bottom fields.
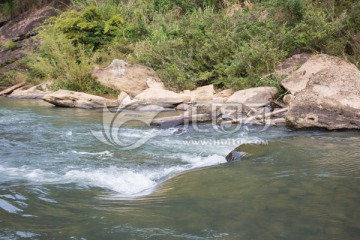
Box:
left=1, top=53, right=359, bottom=131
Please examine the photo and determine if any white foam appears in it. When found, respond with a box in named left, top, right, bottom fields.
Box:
left=0, top=154, right=227, bottom=198
left=64, top=167, right=157, bottom=196
left=71, top=150, right=113, bottom=157
left=181, top=154, right=227, bottom=168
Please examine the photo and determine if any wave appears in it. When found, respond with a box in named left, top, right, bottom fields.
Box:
left=71, top=150, right=114, bottom=157
left=0, top=154, right=226, bottom=199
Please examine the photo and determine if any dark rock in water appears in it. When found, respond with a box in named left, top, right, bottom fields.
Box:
left=226, top=151, right=246, bottom=162
left=151, top=115, right=185, bottom=128
left=151, top=113, right=212, bottom=128
left=226, top=142, right=269, bottom=162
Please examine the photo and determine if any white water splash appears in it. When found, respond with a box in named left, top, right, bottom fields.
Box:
left=71, top=150, right=114, bottom=157
left=0, top=154, right=226, bottom=198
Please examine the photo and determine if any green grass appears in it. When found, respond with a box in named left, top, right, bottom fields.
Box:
left=24, top=0, right=360, bottom=93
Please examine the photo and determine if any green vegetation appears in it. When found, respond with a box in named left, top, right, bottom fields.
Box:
left=5, top=41, right=16, bottom=50
left=25, top=0, right=360, bottom=94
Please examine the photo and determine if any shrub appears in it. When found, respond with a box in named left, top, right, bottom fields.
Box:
left=27, top=28, right=118, bottom=95
left=51, top=4, right=124, bottom=50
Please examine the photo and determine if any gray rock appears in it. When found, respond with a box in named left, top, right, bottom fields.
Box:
left=93, top=59, right=161, bottom=97
left=0, top=82, right=25, bottom=96
left=151, top=113, right=212, bottom=128
left=226, top=87, right=278, bottom=107
left=281, top=54, right=357, bottom=95
left=118, top=91, right=138, bottom=109
left=286, top=56, right=360, bottom=130
left=8, top=83, right=52, bottom=99
left=151, top=115, right=185, bottom=128
left=190, top=84, right=214, bottom=103
left=134, top=88, right=184, bottom=106
left=43, top=90, right=118, bottom=109
left=282, top=94, right=295, bottom=105
left=274, top=53, right=312, bottom=78
left=225, top=151, right=246, bottom=162
left=215, top=88, right=234, bottom=99
left=136, top=105, right=165, bottom=112
left=176, top=103, right=190, bottom=111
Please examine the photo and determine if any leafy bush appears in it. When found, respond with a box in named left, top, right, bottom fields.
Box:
left=51, top=4, right=124, bottom=50
left=27, top=28, right=118, bottom=95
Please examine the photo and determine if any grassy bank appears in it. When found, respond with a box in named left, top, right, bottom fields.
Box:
left=18, top=0, right=360, bottom=93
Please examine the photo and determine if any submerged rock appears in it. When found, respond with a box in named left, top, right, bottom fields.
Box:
left=225, top=151, right=246, bottom=162
left=151, top=113, right=212, bottom=128
left=226, top=142, right=269, bottom=162
left=151, top=115, right=185, bottom=128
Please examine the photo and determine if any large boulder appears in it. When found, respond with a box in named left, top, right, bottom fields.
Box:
left=190, top=84, right=215, bottom=103
left=215, top=89, right=234, bottom=99
left=178, top=85, right=216, bottom=103
left=286, top=56, right=360, bottom=130
left=93, top=59, right=161, bottom=97
left=226, top=87, right=278, bottom=107
left=43, top=90, right=118, bottom=109
left=280, top=54, right=356, bottom=94
left=274, top=53, right=312, bottom=78
left=117, top=91, right=138, bottom=109
left=134, top=88, right=184, bottom=106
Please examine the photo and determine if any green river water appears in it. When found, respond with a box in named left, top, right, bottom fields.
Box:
left=0, top=98, right=359, bottom=239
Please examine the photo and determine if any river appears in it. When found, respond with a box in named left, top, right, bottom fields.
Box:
left=0, top=98, right=359, bottom=239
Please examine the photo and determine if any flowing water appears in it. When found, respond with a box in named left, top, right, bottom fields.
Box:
left=0, top=98, right=359, bottom=240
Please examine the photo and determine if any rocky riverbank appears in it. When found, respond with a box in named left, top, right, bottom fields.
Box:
left=1, top=53, right=359, bottom=131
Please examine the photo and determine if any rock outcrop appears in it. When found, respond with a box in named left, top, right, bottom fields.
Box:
left=274, top=53, right=312, bottom=79
left=280, top=54, right=353, bottom=95
left=93, top=59, right=161, bottom=97
left=134, top=88, right=184, bottom=106
left=226, top=87, right=278, bottom=107
left=190, top=84, right=215, bottom=103
left=0, top=0, right=70, bottom=73
left=43, top=90, right=118, bottom=109
left=284, top=54, right=360, bottom=130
